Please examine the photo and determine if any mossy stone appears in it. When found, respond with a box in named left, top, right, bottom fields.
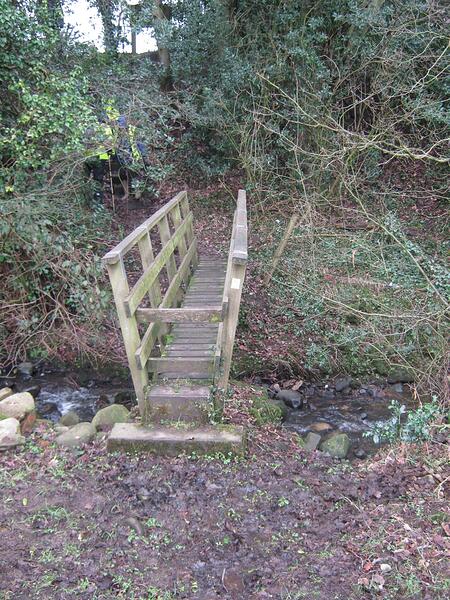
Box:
left=92, top=404, right=130, bottom=431
left=320, top=433, right=350, bottom=459
left=250, top=395, right=286, bottom=426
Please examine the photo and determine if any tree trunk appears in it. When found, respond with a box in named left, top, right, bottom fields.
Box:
left=95, top=0, right=118, bottom=54
left=152, top=0, right=172, bottom=89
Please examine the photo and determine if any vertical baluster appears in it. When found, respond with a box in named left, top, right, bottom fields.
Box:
left=138, top=229, right=165, bottom=346
left=180, top=191, right=198, bottom=268
left=158, top=214, right=178, bottom=290
left=105, top=257, right=149, bottom=419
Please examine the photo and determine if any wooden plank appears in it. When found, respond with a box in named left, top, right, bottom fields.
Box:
left=218, top=261, right=246, bottom=390
left=166, top=350, right=215, bottom=357
left=172, top=324, right=218, bottom=331
left=184, top=292, right=224, bottom=297
left=124, top=213, right=193, bottom=317
left=148, top=357, right=214, bottom=374
left=159, top=373, right=213, bottom=381
left=171, top=331, right=217, bottom=337
left=217, top=189, right=248, bottom=390
left=232, top=189, right=248, bottom=265
left=169, top=344, right=215, bottom=351
left=170, top=332, right=217, bottom=340
left=135, top=306, right=223, bottom=323
left=214, top=322, right=223, bottom=380
left=102, top=191, right=186, bottom=264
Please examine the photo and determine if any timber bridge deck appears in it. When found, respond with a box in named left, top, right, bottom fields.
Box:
left=102, top=190, right=247, bottom=454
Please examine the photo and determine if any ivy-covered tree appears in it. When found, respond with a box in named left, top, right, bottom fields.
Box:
left=92, top=0, right=120, bottom=53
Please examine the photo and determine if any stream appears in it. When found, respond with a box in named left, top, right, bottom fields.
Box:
left=278, top=380, right=417, bottom=457
left=3, top=367, right=134, bottom=423
left=3, top=366, right=417, bottom=458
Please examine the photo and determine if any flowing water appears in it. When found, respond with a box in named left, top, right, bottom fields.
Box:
left=6, top=368, right=134, bottom=423
left=4, top=366, right=417, bottom=458
left=280, top=382, right=418, bottom=457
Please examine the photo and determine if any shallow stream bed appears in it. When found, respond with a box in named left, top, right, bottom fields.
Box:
left=279, top=381, right=417, bottom=458
left=4, top=367, right=134, bottom=423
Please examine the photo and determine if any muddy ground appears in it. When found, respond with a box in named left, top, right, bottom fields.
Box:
left=1, top=385, right=449, bottom=600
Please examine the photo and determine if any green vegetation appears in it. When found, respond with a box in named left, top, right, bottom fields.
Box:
left=0, top=1, right=448, bottom=408
left=363, top=396, right=446, bottom=445
left=250, top=392, right=286, bottom=426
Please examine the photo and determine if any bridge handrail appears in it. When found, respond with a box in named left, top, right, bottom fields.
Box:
left=102, top=191, right=190, bottom=264
left=232, top=189, right=248, bottom=265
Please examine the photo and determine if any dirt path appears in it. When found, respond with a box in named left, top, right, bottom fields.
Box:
left=1, top=385, right=448, bottom=599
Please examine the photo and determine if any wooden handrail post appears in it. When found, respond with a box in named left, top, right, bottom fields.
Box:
left=217, top=260, right=246, bottom=391
left=217, top=189, right=248, bottom=391
left=105, top=258, right=149, bottom=419
left=180, top=191, right=198, bottom=268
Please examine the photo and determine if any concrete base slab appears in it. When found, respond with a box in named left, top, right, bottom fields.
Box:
left=107, top=422, right=246, bottom=456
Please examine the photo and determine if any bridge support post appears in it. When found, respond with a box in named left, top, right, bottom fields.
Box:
left=218, top=261, right=246, bottom=391
left=105, top=258, right=149, bottom=419
left=217, top=189, right=248, bottom=391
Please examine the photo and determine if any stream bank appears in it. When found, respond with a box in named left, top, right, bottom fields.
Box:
left=2, top=362, right=420, bottom=459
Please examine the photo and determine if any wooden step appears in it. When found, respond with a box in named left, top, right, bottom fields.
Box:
left=147, top=384, right=211, bottom=424
left=107, top=423, right=246, bottom=456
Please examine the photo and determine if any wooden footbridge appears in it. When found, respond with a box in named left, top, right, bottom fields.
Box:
left=102, top=190, right=248, bottom=454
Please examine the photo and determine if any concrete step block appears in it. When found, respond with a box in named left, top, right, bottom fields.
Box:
left=107, top=423, right=246, bottom=456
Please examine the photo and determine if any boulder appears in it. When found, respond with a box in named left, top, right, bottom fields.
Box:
left=335, top=377, right=352, bottom=392
left=54, top=425, right=70, bottom=434
left=0, top=392, right=35, bottom=421
left=17, top=362, right=34, bottom=377
left=320, top=433, right=351, bottom=459
left=250, top=396, right=287, bottom=425
left=387, top=370, right=414, bottom=384
left=59, top=411, right=80, bottom=427
left=56, top=422, right=96, bottom=448
left=0, top=388, right=13, bottom=402
left=276, top=389, right=303, bottom=409
left=92, top=404, right=130, bottom=431
left=304, top=432, right=321, bottom=451
left=0, top=418, right=25, bottom=451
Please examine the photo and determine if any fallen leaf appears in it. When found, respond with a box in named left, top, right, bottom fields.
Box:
left=363, top=562, right=373, bottom=572
left=292, top=380, right=304, bottom=391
